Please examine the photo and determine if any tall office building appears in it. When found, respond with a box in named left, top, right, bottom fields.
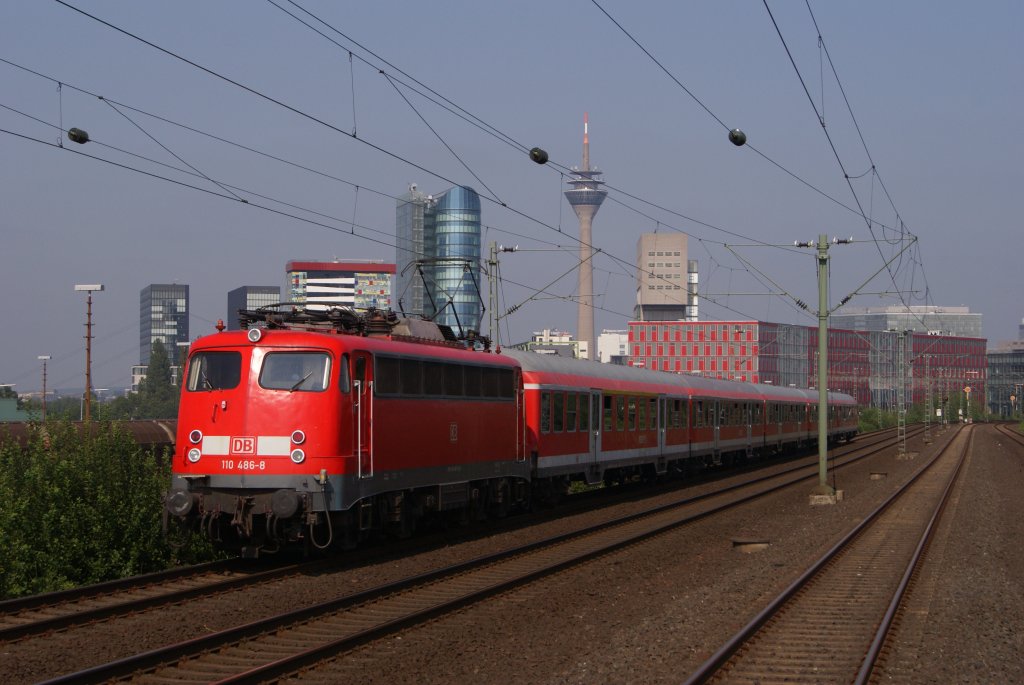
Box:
left=226, top=285, right=281, bottom=330
left=635, top=232, right=688, bottom=321
left=133, top=283, right=189, bottom=391
left=395, top=185, right=483, bottom=336
left=140, top=284, right=189, bottom=365
left=564, top=113, right=607, bottom=359
left=287, top=260, right=394, bottom=311
left=395, top=184, right=435, bottom=319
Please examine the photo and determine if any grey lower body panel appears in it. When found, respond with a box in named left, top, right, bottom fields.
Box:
left=171, top=458, right=531, bottom=513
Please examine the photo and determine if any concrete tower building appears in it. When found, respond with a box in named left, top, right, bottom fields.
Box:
left=564, top=113, right=607, bottom=359
left=635, top=232, right=688, bottom=321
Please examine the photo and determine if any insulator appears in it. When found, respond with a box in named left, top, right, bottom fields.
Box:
left=67, top=127, right=90, bottom=144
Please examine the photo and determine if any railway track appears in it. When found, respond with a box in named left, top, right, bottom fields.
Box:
left=0, top=559, right=308, bottom=642
left=683, top=423, right=971, bottom=684
left=2, top=426, right=906, bottom=647
left=42, top=427, right=921, bottom=684
left=994, top=421, right=1024, bottom=449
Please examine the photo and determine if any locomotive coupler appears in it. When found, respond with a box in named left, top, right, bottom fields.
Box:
left=230, top=495, right=255, bottom=538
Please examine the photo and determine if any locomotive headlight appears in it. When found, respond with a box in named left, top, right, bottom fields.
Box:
left=291, top=430, right=306, bottom=445
left=189, top=429, right=203, bottom=444
left=247, top=328, right=262, bottom=343
left=187, top=448, right=202, bottom=463
left=290, top=448, right=305, bottom=464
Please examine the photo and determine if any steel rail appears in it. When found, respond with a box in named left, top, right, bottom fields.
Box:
left=0, top=560, right=309, bottom=642
left=854, top=426, right=972, bottom=683
left=43, top=427, right=914, bottom=684
left=682, top=424, right=967, bottom=684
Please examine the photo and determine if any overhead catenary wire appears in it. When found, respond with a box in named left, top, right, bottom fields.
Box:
left=589, top=0, right=927, bottom=322
left=48, top=0, right=900, bottom=329
left=762, top=0, right=936, bottom=331
left=1, top=48, right=761, bottom=323
left=32, top=4, right=912, bottom=337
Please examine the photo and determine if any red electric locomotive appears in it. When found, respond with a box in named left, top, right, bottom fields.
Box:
left=166, top=308, right=529, bottom=554
left=165, top=307, right=857, bottom=555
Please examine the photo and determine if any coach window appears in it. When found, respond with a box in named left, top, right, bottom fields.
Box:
left=354, top=355, right=366, bottom=388
left=374, top=357, right=400, bottom=394
left=695, top=400, right=703, bottom=428
left=463, top=365, right=482, bottom=397
left=260, top=352, right=330, bottom=392
left=603, top=396, right=614, bottom=431
left=187, top=351, right=241, bottom=391
left=579, top=393, right=590, bottom=432
left=566, top=393, right=578, bottom=432
left=402, top=359, right=423, bottom=396
left=649, top=398, right=658, bottom=429
left=636, top=398, right=645, bottom=431
left=541, top=392, right=551, bottom=433
left=338, top=354, right=350, bottom=392
left=482, top=367, right=499, bottom=397
left=444, top=364, right=463, bottom=397
left=553, top=392, right=565, bottom=432
left=423, top=362, right=444, bottom=396
left=498, top=368, right=515, bottom=399
left=615, top=396, right=626, bottom=431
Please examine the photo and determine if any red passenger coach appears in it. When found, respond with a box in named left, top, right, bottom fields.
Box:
left=501, top=349, right=857, bottom=489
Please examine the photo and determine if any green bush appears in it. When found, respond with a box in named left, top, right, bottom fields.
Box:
left=0, top=421, right=214, bottom=599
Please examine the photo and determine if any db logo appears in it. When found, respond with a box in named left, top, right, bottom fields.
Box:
left=231, top=436, right=256, bottom=455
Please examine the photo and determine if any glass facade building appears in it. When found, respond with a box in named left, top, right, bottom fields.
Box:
left=395, top=185, right=483, bottom=336
left=987, top=344, right=1024, bottom=417
left=431, top=186, right=482, bottom=334
left=140, top=284, right=189, bottom=366
left=394, top=184, right=435, bottom=318
left=227, top=285, right=281, bottom=330
left=831, top=305, right=982, bottom=338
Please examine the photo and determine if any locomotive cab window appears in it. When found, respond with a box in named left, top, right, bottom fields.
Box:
left=187, top=351, right=242, bottom=391
left=259, top=352, right=330, bottom=392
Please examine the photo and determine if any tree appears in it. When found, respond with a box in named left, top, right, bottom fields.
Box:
left=135, top=341, right=180, bottom=419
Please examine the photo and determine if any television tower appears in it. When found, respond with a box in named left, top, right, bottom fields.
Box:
left=564, top=113, right=607, bottom=358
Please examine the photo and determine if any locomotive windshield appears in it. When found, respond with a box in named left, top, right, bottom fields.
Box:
left=259, top=352, right=331, bottom=392
left=186, top=351, right=242, bottom=391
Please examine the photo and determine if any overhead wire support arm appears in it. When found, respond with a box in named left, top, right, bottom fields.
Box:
left=829, top=234, right=918, bottom=315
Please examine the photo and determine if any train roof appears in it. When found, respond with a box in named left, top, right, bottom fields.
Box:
left=189, top=327, right=520, bottom=368
left=499, top=348, right=855, bottom=405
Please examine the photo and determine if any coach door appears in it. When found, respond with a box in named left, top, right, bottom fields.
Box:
left=745, top=402, right=753, bottom=457
left=713, top=400, right=721, bottom=455
left=658, top=397, right=668, bottom=455
left=515, top=369, right=526, bottom=462
left=589, top=391, right=601, bottom=468
left=352, top=351, right=374, bottom=479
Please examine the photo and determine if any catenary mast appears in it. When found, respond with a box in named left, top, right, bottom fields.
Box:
left=564, top=113, right=607, bottom=358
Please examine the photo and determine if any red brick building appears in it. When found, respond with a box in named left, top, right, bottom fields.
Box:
left=627, top=320, right=986, bottom=410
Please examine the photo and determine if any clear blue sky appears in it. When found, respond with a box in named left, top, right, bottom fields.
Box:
left=2, top=1, right=1021, bottom=394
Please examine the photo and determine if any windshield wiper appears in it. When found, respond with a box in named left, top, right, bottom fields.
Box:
left=290, top=370, right=314, bottom=392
